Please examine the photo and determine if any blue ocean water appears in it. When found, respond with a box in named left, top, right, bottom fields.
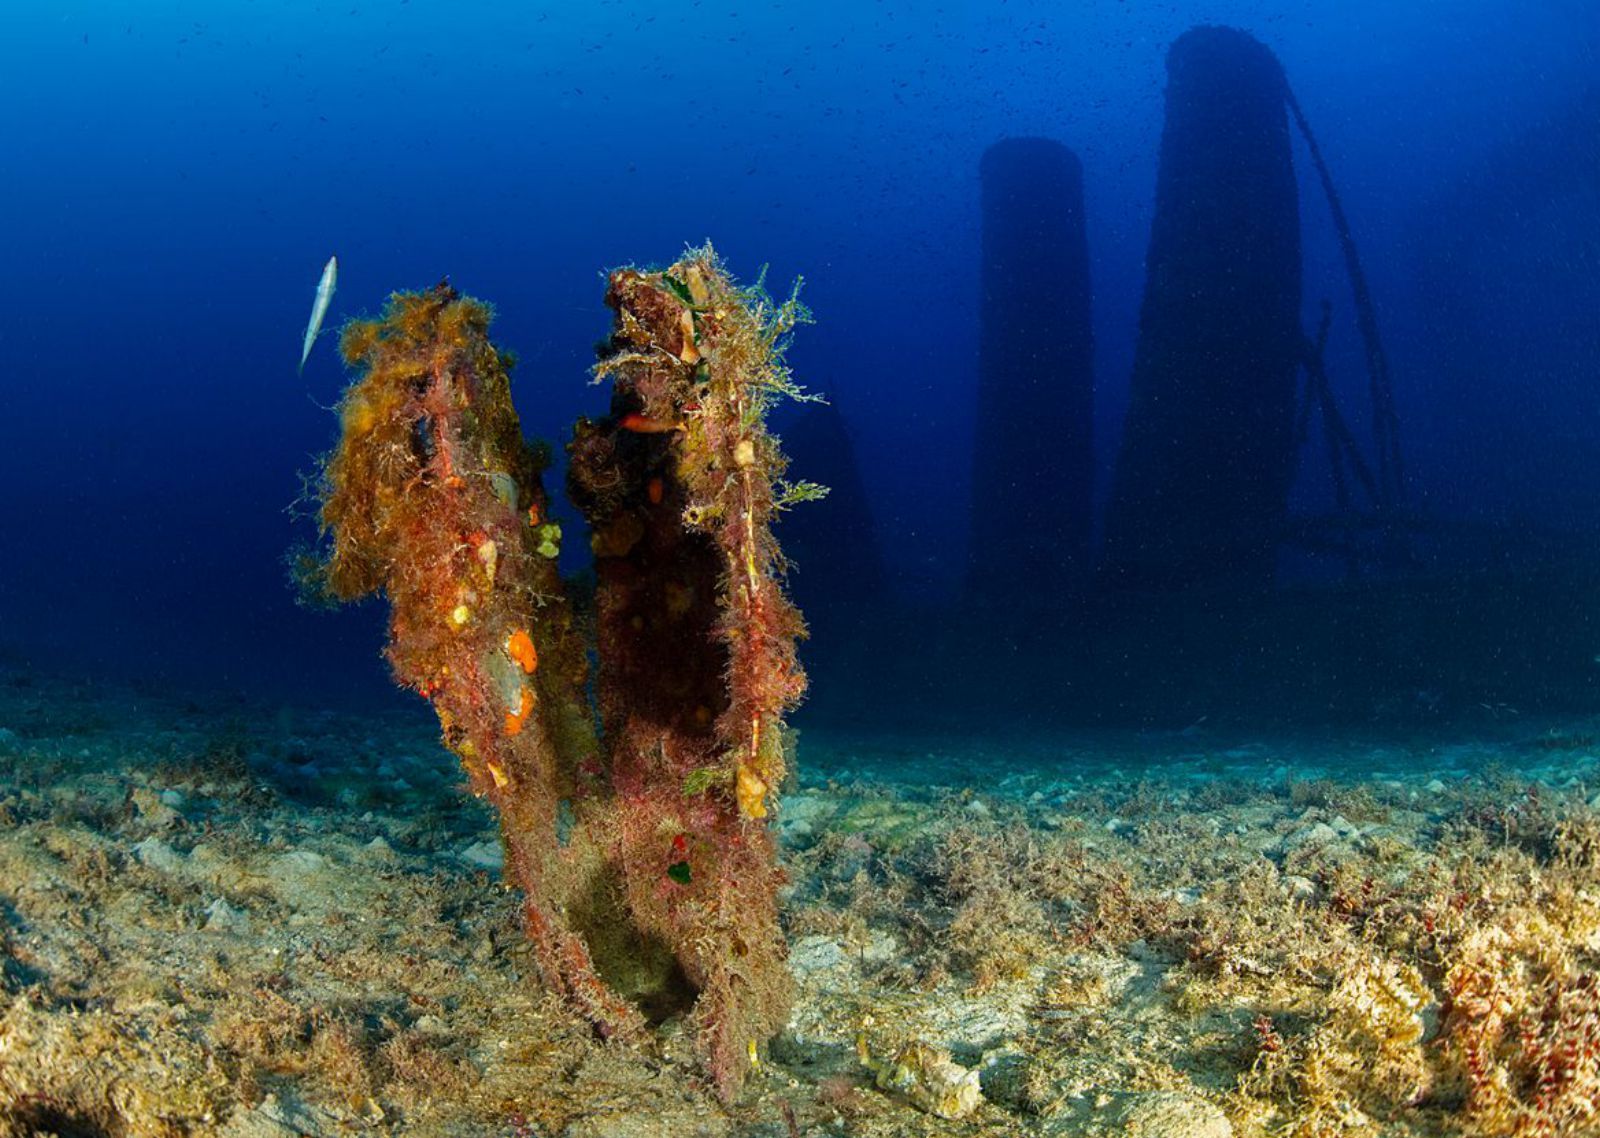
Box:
left=2, top=1, right=1594, bottom=726
left=5, top=8, right=1600, bottom=1134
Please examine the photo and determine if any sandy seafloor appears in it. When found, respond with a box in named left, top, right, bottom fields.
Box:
left=4, top=665, right=1600, bottom=1138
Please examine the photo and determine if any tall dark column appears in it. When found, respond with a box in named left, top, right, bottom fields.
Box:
left=774, top=397, right=888, bottom=617
left=1102, top=26, right=1302, bottom=590
left=968, top=137, right=1095, bottom=601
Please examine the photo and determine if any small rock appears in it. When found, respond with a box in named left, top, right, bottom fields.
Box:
left=777, top=813, right=817, bottom=846
left=159, top=788, right=188, bottom=810
left=0, top=727, right=18, bottom=748
left=1424, top=778, right=1447, bottom=794
left=860, top=928, right=899, bottom=964
left=130, top=787, right=181, bottom=829
left=460, top=840, right=504, bottom=872
left=132, top=836, right=185, bottom=875
left=784, top=793, right=838, bottom=825
left=826, top=834, right=875, bottom=881
left=1286, top=874, right=1317, bottom=901
left=204, top=897, right=251, bottom=934
left=363, top=836, right=397, bottom=860
left=1113, top=1091, right=1232, bottom=1138
left=789, top=934, right=847, bottom=974
left=1279, top=821, right=1340, bottom=854
left=254, top=1093, right=345, bottom=1138
left=271, top=849, right=328, bottom=877
left=218, top=1103, right=299, bottom=1138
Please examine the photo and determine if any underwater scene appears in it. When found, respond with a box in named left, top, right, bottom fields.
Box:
left=3, top=2, right=1600, bottom=1136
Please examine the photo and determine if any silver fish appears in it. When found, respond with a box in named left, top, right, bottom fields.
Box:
left=299, top=255, right=338, bottom=374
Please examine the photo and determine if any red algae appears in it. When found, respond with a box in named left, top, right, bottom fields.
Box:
left=306, top=248, right=816, bottom=1100
left=570, top=245, right=815, bottom=1098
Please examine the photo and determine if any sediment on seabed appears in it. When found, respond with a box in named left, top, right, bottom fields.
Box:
left=3, top=670, right=1600, bottom=1137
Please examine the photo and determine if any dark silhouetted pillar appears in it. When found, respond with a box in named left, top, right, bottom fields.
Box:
left=774, top=397, right=888, bottom=616
left=1102, top=26, right=1302, bottom=590
left=968, top=137, right=1095, bottom=601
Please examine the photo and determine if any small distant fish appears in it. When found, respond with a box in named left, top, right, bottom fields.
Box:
left=299, top=255, right=338, bottom=374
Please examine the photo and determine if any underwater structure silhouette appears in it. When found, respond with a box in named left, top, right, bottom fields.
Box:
left=1085, top=25, right=1405, bottom=591
left=969, top=137, right=1095, bottom=601
left=1101, top=26, right=1304, bottom=592
left=771, top=396, right=888, bottom=618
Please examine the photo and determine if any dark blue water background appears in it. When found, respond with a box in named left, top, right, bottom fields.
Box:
left=1, top=2, right=1595, bottom=714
